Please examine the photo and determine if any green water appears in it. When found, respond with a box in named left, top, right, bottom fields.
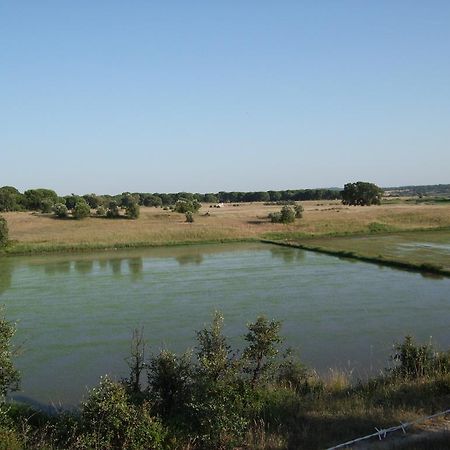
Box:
left=0, top=242, right=449, bottom=407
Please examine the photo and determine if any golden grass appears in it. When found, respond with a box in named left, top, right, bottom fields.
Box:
left=3, top=201, right=450, bottom=253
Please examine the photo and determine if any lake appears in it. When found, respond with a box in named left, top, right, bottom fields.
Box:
left=0, top=242, right=449, bottom=407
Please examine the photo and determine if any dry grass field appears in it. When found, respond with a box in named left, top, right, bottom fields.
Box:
left=2, top=200, right=450, bottom=254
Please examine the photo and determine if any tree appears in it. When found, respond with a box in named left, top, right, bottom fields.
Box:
left=0, top=215, right=8, bottom=247
left=341, top=182, right=383, bottom=206
left=174, top=199, right=201, bottom=214
left=185, top=211, right=194, bottom=223
left=125, top=202, right=140, bottom=219
left=106, top=200, right=121, bottom=218
left=294, top=204, right=304, bottom=218
left=268, top=205, right=296, bottom=223
left=53, top=203, right=69, bottom=218
left=0, top=309, right=20, bottom=397
left=243, top=316, right=282, bottom=386
left=24, top=189, right=58, bottom=211
left=73, top=200, right=91, bottom=219
left=0, top=186, right=24, bottom=212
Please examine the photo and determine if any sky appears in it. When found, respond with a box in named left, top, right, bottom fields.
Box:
left=1, top=1, right=449, bottom=195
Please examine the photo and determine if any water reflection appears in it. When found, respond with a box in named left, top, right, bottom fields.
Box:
left=0, top=258, right=13, bottom=296
left=270, top=247, right=305, bottom=263
left=175, top=254, right=204, bottom=266
left=74, top=260, right=94, bottom=275
left=128, top=258, right=144, bottom=280
left=44, top=261, right=71, bottom=275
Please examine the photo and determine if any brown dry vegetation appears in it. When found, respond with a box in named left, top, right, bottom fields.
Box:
left=3, top=201, right=450, bottom=253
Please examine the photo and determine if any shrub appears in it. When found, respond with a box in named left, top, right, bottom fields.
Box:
left=185, top=211, right=194, bottom=223
left=40, top=198, right=54, bottom=213
left=243, top=317, right=282, bottom=386
left=294, top=204, right=304, bottom=218
left=73, top=200, right=90, bottom=220
left=174, top=199, right=201, bottom=214
left=0, top=216, right=8, bottom=247
left=390, top=336, right=450, bottom=379
left=269, top=206, right=296, bottom=223
left=0, top=309, right=20, bottom=398
left=80, top=376, right=165, bottom=449
left=126, top=203, right=140, bottom=219
left=106, top=201, right=121, bottom=218
left=52, top=203, right=68, bottom=218
left=96, top=205, right=106, bottom=216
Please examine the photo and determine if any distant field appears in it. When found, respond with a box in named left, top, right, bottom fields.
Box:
left=3, top=200, right=450, bottom=254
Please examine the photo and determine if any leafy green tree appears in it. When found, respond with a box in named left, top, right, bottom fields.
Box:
left=342, top=181, right=383, bottom=206
left=83, top=193, right=100, bottom=209
left=0, top=216, right=8, bottom=247
left=40, top=198, right=54, bottom=213
left=174, top=199, right=201, bottom=214
left=243, top=316, right=282, bottom=386
left=196, top=312, right=232, bottom=381
left=0, top=186, right=25, bottom=212
left=24, top=189, right=58, bottom=211
left=0, top=309, right=20, bottom=398
left=106, top=201, right=121, bottom=218
left=126, top=202, right=140, bottom=219
left=73, top=200, right=91, bottom=219
left=64, top=194, right=81, bottom=210
left=96, top=205, right=106, bottom=216
left=52, top=203, right=69, bottom=218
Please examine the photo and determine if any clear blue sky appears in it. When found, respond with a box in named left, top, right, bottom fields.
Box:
left=1, top=1, right=449, bottom=195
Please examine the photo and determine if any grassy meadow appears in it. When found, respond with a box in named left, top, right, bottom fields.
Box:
left=3, top=200, right=450, bottom=253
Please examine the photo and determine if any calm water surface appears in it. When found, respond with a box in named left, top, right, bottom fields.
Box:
left=0, top=242, right=449, bottom=407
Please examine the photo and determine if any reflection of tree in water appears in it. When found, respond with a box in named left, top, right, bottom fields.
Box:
left=270, top=247, right=305, bottom=263
left=44, top=261, right=71, bottom=275
left=74, top=260, right=94, bottom=275
left=175, top=254, right=204, bottom=266
left=98, top=259, right=108, bottom=270
left=128, top=258, right=143, bottom=280
left=109, top=258, right=122, bottom=276
left=0, top=258, right=14, bottom=296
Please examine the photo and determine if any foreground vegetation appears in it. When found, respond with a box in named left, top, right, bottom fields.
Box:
left=1, top=311, right=449, bottom=449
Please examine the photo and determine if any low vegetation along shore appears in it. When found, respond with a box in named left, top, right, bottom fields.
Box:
left=1, top=311, right=450, bottom=450
left=1, top=198, right=450, bottom=276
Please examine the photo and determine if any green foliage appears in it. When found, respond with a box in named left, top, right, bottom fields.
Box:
left=185, top=211, right=194, bottom=223
left=0, top=187, right=24, bottom=212
left=126, top=202, right=140, bottom=219
left=96, top=205, right=106, bottom=216
left=269, top=206, right=296, bottom=223
left=243, top=317, right=282, bottom=386
left=64, top=195, right=81, bottom=210
left=196, top=312, right=232, bottom=381
left=73, top=200, right=90, bottom=220
left=391, top=336, right=450, bottom=379
left=147, top=350, right=193, bottom=418
left=0, top=216, right=8, bottom=247
left=24, top=189, right=58, bottom=211
left=82, top=193, right=100, bottom=209
left=80, top=376, right=166, bottom=449
left=174, top=199, right=201, bottom=214
left=342, top=181, right=383, bottom=206
left=294, top=203, right=304, bottom=218
left=0, top=310, right=20, bottom=398
left=106, top=201, right=121, bottom=218
left=52, top=203, right=69, bottom=218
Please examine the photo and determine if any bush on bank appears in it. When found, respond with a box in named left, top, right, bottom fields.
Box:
left=1, top=309, right=450, bottom=449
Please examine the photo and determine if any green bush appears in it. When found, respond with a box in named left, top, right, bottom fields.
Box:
left=106, top=201, right=121, bottom=218
left=0, top=309, right=20, bottom=398
left=391, top=336, right=450, bottom=379
left=185, top=211, right=194, bottom=223
left=73, top=200, right=90, bottom=220
left=52, top=203, right=69, bottom=218
left=0, top=216, right=8, bottom=247
left=40, top=198, right=54, bottom=213
left=294, top=204, right=304, bottom=218
left=269, top=206, right=296, bottom=223
left=126, top=202, right=140, bottom=219
left=80, top=376, right=166, bottom=449
left=174, top=199, right=201, bottom=214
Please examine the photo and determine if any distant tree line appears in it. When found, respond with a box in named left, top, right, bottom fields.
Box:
left=0, top=186, right=341, bottom=213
